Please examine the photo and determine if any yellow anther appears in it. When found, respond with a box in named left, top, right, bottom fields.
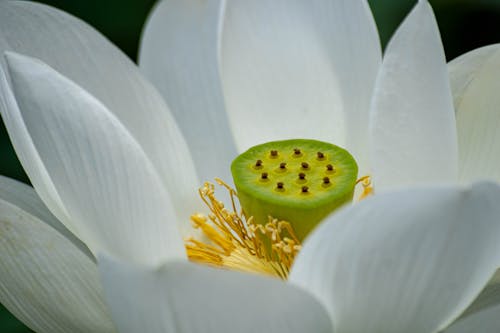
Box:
left=356, top=175, right=374, bottom=200
left=185, top=180, right=302, bottom=280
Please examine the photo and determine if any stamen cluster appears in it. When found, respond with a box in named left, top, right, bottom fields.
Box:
left=185, top=180, right=302, bottom=280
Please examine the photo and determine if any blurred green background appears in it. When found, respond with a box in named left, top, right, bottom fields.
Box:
left=1, top=0, right=500, bottom=331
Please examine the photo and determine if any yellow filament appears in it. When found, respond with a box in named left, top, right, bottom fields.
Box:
left=185, top=179, right=301, bottom=280
left=356, top=175, right=374, bottom=200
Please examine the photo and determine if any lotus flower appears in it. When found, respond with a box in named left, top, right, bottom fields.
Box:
left=0, top=1, right=499, bottom=333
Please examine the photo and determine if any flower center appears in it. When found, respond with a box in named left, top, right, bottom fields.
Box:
left=231, top=139, right=358, bottom=240
left=185, top=139, right=364, bottom=280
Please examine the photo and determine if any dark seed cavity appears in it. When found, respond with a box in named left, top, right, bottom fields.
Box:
left=298, top=172, right=306, bottom=180
left=317, top=152, right=325, bottom=159
left=276, top=182, right=284, bottom=190
left=323, top=177, right=330, bottom=184
left=270, top=150, right=278, bottom=157
left=279, top=162, right=287, bottom=169
left=301, top=162, right=310, bottom=169
left=261, top=172, right=269, bottom=180
left=301, top=186, right=309, bottom=193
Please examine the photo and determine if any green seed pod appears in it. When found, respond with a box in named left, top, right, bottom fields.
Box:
left=231, top=139, right=358, bottom=240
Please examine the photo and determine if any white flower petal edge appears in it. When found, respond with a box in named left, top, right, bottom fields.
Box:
left=98, top=255, right=332, bottom=333
left=454, top=269, right=500, bottom=323
left=219, top=0, right=380, bottom=162
left=370, top=0, right=458, bottom=190
left=1, top=52, right=184, bottom=265
left=139, top=0, right=237, bottom=183
left=0, top=1, right=201, bottom=224
left=0, top=176, right=115, bottom=333
left=0, top=55, right=71, bottom=237
left=448, top=44, right=500, bottom=184
left=290, top=182, right=500, bottom=333
left=442, top=303, right=500, bottom=333
left=448, top=44, right=499, bottom=109
left=318, top=0, right=382, bottom=174
left=0, top=175, right=91, bottom=259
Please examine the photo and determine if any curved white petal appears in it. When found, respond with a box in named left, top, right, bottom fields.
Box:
left=290, top=182, right=500, bottom=333
left=455, top=269, right=500, bottom=322
left=0, top=175, right=91, bottom=259
left=326, top=0, right=382, bottom=174
left=220, top=0, right=381, bottom=160
left=0, top=1, right=201, bottom=225
left=443, top=304, right=500, bottom=333
left=139, top=0, right=237, bottom=182
left=370, top=1, right=458, bottom=190
left=2, top=52, right=184, bottom=265
left=99, top=256, right=332, bottom=333
left=448, top=44, right=499, bottom=109
left=0, top=56, right=73, bottom=236
left=448, top=44, right=500, bottom=183
left=0, top=177, right=115, bottom=333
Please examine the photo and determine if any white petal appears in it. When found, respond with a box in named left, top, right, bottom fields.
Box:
left=443, top=304, right=500, bottom=333
left=99, top=256, right=332, bottom=333
left=448, top=44, right=499, bottom=109
left=370, top=1, right=458, bottom=190
left=220, top=0, right=381, bottom=160
left=290, top=182, right=500, bottom=333
left=325, top=0, right=382, bottom=174
left=139, top=0, right=237, bottom=182
left=0, top=175, right=91, bottom=259
left=448, top=44, right=500, bottom=183
left=0, top=56, right=73, bottom=236
left=0, top=177, right=114, bottom=333
left=0, top=1, right=201, bottom=225
left=2, top=52, right=184, bottom=265
left=447, top=268, right=500, bottom=328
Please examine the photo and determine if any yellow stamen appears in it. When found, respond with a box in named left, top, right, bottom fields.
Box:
left=185, top=179, right=301, bottom=280
left=356, top=175, right=374, bottom=200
